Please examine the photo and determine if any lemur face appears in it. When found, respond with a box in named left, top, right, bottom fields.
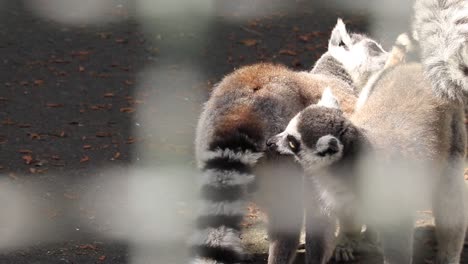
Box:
left=328, top=19, right=388, bottom=88
left=267, top=88, right=346, bottom=171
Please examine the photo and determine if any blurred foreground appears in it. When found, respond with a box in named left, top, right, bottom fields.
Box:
left=0, top=0, right=467, bottom=263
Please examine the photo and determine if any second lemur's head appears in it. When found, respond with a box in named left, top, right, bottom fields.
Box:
left=267, top=88, right=360, bottom=172
left=328, top=19, right=388, bottom=88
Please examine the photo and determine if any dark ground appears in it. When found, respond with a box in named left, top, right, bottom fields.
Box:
left=0, top=0, right=467, bottom=263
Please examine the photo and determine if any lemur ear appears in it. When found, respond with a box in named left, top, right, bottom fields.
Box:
left=317, top=87, right=340, bottom=109
left=329, top=18, right=351, bottom=49
left=316, top=135, right=342, bottom=156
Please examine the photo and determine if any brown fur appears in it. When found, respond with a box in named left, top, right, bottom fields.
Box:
left=211, top=63, right=356, bottom=140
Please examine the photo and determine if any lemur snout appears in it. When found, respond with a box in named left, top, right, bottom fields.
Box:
left=266, top=138, right=278, bottom=151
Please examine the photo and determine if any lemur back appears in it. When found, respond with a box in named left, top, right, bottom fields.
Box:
left=352, top=63, right=449, bottom=161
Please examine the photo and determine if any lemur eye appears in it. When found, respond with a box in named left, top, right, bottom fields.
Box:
left=286, top=135, right=300, bottom=153
left=289, top=141, right=296, bottom=149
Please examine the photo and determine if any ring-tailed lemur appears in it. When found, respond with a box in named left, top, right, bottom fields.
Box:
left=190, top=19, right=389, bottom=264
left=267, top=1, right=468, bottom=263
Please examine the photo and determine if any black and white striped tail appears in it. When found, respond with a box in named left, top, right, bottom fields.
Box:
left=413, top=0, right=468, bottom=102
left=189, top=148, right=262, bottom=264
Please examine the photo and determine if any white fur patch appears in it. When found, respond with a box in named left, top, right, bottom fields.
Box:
left=198, top=149, right=263, bottom=168
left=189, top=227, right=243, bottom=253
left=332, top=18, right=352, bottom=47
left=396, top=33, right=412, bottom=49
left=317, top=87, right=340, bottom=109
left=200, top=170, right=255, bottom=188
left=190, top=257, right=219, bottom=264
left=274, top=113, right=302, bottom=155
left=355, top=69, right=384, bottom=109
left=285, top=113, right=301, bottom=138
left=197, top=200, right=246, bottom=217
left=300, top=135, right=344, bottom=171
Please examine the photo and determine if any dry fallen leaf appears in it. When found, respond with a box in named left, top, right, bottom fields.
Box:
left=113, top=152, right=121, bottom=159
left=120, top=107, right=135, bottom=113
left=279, top=49, right=297, bottom=56
left=298, top=34, right=310, bottom=42
left=29, top=133, right=41, bottom=139
left=22, top=155, right=33, bottom=165
left=126, top=137, right=136, bottom=144
left=18, top=149, right=32, bottom=154
left=33, top=79, right=45, bottom=86
left=239, top=39, right=258, bottom=47
left=103, top=92, right=114, bottom=98
left=83, top=144, right=92, bottom=150
left=46, top=103, right=64, bottom=108
left=98, top=255, right=106, bottom=261
left=96, top=132, right=112, bottom=138
left=80, top=156, right=90, bottom=163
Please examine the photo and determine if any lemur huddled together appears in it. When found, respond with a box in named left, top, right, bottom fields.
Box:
left=190, top=0, right=468, bottom=263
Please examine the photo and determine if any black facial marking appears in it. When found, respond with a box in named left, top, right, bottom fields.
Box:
left=461, top=65, right=468, bottom=76
left=286, top=135, right=301, bottom=153
left=317, top=138, right=339, bottom=157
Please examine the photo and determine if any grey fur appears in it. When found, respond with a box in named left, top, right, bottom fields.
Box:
left=191, top=19, right=389, bottom=264
left=413, top=0, right=468, bottom=102
left=311, top=54, right=355, bottom=89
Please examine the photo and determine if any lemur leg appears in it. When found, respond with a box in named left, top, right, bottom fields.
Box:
left=255, top=157, right=304, bottom=264
left=334, top=212, right=363, bottom=262
left=433, top=110, right=467, bottom=264
left=378, top=216, right=414, bottom=264
left=266, top=195, right=304, bottom=264
left=304, top=179, right=336, bottom=264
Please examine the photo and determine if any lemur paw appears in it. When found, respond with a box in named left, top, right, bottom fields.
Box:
left=333, top=231, right=381, bottom=262
left=333, top=234, right=358, bottom=262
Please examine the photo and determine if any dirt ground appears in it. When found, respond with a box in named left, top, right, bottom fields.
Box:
left=0, top=0, right=467, bottom=263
